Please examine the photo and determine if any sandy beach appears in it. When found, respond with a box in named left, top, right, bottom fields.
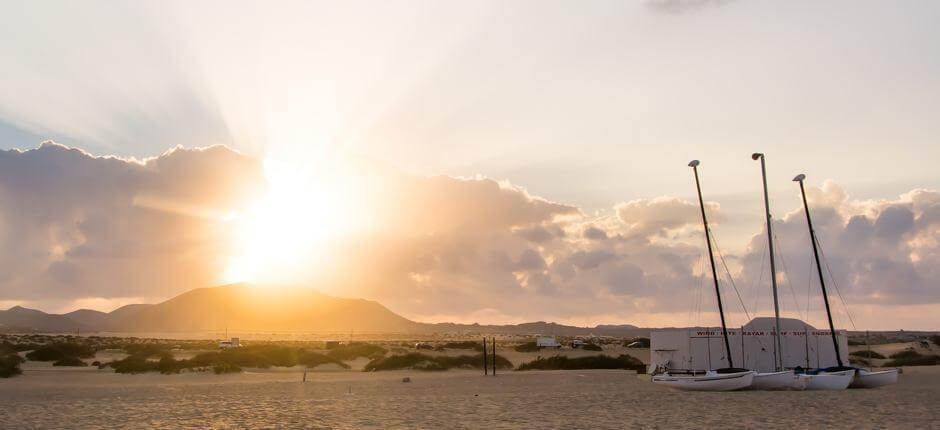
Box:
left=2, top=364, right=938, bottom=429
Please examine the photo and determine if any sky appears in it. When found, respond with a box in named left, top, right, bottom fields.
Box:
left=0, top=0, right=938, bottom=330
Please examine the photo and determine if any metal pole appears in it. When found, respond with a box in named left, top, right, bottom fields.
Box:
left=795, top=176, right=844, bottom=368
left=690, top=161, right=734, bottom=369
left=754, top=153, right=783, bottom=371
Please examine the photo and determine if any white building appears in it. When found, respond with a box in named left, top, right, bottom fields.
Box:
left=650, top=317, right=849, bottom=373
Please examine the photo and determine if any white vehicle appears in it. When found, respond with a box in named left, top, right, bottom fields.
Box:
left=536, top=337, right=561, bottom=348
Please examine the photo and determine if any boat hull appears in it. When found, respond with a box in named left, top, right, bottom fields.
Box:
left=849, top=369, right=899, bottom=389
left=800, top=369, right=854, bottom=390
left=652, top=370, right=755, bottom=391
left=751, top=371, right=801, bottom=390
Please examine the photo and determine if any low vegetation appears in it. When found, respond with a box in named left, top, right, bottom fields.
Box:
left=440, top=341, right=483, bottom=351
left=582, top=343, right=602, bottom=351
left=325, top=342, right=387, bottom=361
left=930, top=335, right=940, bottom=347
left=516, top=354, right=646, bottom=373
left=108, top=345, right=350, bottom=374
left=514, top=342, right=539, bottom=352
left=0, top=343, right=24, bottom=378
left=626, top=337, right=650, bottom=348
left=53, top=356, right=88, bottom=367
left=850, top=350, right=886, bottom=359
left=364, top=353, right=512, bottom=371
left=24, top=343, right=95, bottom=361
left=885, top=350, right=940, bottom=367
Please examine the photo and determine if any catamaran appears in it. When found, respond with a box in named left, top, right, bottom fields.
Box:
left=651, top=160, right=755, bottom=391
left=791, top=174, right=856, bottom=390
left=748, top=153, right=804, bottom=390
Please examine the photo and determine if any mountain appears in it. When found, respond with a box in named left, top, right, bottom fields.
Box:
left=104, top=284, right=423, bottom=333
left=0, top=306, right=85, bottom=332
left=63, top=309, right=110, bottom=328
left=0, top=284, right=648, bottom=336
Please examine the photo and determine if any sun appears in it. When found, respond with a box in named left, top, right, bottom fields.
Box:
left=221, top=157, right=362, bottom=285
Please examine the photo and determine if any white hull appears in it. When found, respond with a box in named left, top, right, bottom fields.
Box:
left=751, top=371, right=803, bottom=390
left=800, top=370, right=854, bottom=390
left=849, top=369, right=899, bottom=389
left=652, top=370, right=755, bottom=391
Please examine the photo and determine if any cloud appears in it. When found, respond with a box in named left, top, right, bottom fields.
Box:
left=0, top=142, right=262, bottom=302
left=646, top=0, right=736, bottom=15
left=1, top=143, right=939, bottom=329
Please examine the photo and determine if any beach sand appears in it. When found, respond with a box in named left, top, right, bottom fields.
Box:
left=2, top=365, right=939, bottom=429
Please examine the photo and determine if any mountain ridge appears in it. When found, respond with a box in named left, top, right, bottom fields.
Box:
left=0, top=284, right=648, bottom=337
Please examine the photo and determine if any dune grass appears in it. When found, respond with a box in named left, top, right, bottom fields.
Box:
left=884, top=350, right=940, bottom=367
left=514, top=342, right=539, bottom=352
left=516, top=354, right=646, bottom=373
left=53, top=356, right=88, bottom=367
left=325, top=342, right=386, bottom=361
left=850, top=350, right=886, bottom=359
left=364, top=352, right=512, bottom=371
left=107, top=345, right=350, bottom=374
left=440, top=341, right=484, bottom=351
left=24, top=343, right=95, bottom=361
left=0, top=343, right=24, bottom=378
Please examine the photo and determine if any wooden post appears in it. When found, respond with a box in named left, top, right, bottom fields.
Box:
left=492, top=337, right=497, bottom=376
left=483, top=337, right=488, bottom=375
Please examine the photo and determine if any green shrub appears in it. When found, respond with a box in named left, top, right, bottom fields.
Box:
left=325, top=342, right=387, bottom=361
left=514, top=342, right=539, bottom=352
left=930, top=335, right=940, bottom=346
left=850, top=350, right=885, bottom=359
left=25, top=343, right=95, bottom=361
left=53, top=356, right=88, bottom=367
left=0, top=353, right=24, bottom=378
left=364, top=353, right=512, bottom=371
left=516, top=354, right=646, bottom=373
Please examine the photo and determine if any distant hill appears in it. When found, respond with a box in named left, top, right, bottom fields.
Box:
left=0, top=284, right=648, bottom=336
left=0, top=306, right=85, bottom=332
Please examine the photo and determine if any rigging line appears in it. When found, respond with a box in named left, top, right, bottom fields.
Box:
left=688, top=249, right=705, bottom=327
left=751, top=243, right=766, bottom=315
left=772, top=229, right=805, bottom=321
left=814, top=234, right=857, bottom=331
left=709, top=230, right=751, bottom=322
left=710, top=230, right=771, bottom=351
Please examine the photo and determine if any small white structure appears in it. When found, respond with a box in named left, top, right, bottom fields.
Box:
left=536, top=336, right=561, bottom=348
left=219, top=337, right=240, bottom=349
left=571, top=339, right=586, bottom=348
left=650, top=317, right=849, bottom=373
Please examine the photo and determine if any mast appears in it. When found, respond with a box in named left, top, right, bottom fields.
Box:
left=753, top=153, right=783, bottom=371
left=793, top=174, right=844, bottom=368
left=689, top=160, right=734, bottom=369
